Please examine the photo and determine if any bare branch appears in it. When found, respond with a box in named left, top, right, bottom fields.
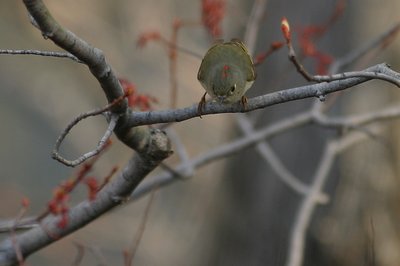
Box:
left=313, top=105, right=400, bottom=129
left=0, top=218, right=38, bottom=234
left=0, top=49, right=81, bottom=63
left=0, top=132, right=171, bottom=265
left=237, top=0, right=328, bottom=205
left=131, top=112, right=312, bottom=200
left=313, top=71, right=400, bottom=87
left=0, top=2, right=174, bottom=264
left=71, top=242, right=85, bottom=266
left=236, top=115, right=329, bottom=203
left=23, top=0, right=127, bottom=112
left=330, top=21, right=400, bottom=73
left=7, top=3, right=399, bottom=266
left=286, top=126, right=382, bottom=266
left=165, top=128, right=194, bottom=177
left=126, top=63, right=399, bottom=127
left=313, top=22, right=400, bottom=113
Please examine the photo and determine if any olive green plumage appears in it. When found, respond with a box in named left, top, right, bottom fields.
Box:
left=197, top=39, right=256, bottom=103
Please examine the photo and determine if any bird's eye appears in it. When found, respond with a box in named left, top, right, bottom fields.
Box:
left=230, top=84, right=236, bottom=93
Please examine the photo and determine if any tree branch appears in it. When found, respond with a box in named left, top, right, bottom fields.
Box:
left=236, top=115, right=329, bottom=203
left=0, top=129, right=171, bottom=266
left=330, top=21, right=400, bottom=73
left=22, top=0, right=126, bottom=111
left=52, top=113, right=119, bottom=167
left=0, top=2, right=174, bottom=265
left=131, top=112, right=312, bottom=200
left=0, top=49, right=81, bottom=62
left=286, top=126, right=383, bottom=266
left=126, top=63, right=399, bottom=127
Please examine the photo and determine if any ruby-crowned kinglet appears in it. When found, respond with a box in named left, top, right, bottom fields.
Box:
left=197, top=39, right=256, bottom=113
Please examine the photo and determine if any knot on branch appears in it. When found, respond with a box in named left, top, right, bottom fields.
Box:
left=146, top=128, right=173, bottom=161
left=117, top=126, right=173, bottom=161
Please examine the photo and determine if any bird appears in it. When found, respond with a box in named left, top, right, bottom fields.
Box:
left=197, top=39, right=256, bottom=115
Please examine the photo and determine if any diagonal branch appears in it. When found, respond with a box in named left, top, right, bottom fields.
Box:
left=0, top=2, right=174, bottom=265
left=330, top=21, right=400, bottom=73
left=0, top=130, right=171, bottom=266
left=23, top=0, right=126, bottom=111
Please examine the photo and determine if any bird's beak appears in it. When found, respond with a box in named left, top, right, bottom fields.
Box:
left=216, top=95, right=227, bottom=102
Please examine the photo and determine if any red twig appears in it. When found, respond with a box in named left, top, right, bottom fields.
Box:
left=10, top=198, right=30, bottom=266
left=37, top=140, right=112, bottom=223
left=254, top=41, right=285, bottom=66
left=97, top=166, right=119, bottom=192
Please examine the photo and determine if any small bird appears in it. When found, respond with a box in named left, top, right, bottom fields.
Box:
left=197, top=39, right=256, bottom=114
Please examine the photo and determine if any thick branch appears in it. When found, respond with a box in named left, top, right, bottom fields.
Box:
left=22, top=0, right=161, bottom=153
left=0, top=129, right=171, bottom=266
left=23, top=0, right=126, bottom=112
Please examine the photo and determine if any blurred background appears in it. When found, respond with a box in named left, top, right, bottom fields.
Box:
left=0, top=0, right=399, bottom=265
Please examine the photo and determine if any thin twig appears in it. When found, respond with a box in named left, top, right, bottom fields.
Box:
left=165, top=128, right=194, bottom=177
left=10, top=204, right=30, bottom=266
left=97, top=166, right=119, bottom=191
left=313, top=71, right=400, bottom=87
left=313, top=21, right=400, bottom=113
left=124, top=189, right=156, bottom=266
left=71, top=242, right=85, bottom=266
left=0, top=217, right=38, bottom=234
left=283, top=19, right=400, bottom=88
left=367, top=217, right=376, bottom=266
left=330, top=21, right=400, bottom=73
left=0, top=49, right=82, bottom=63
left=52, top=113, right=119, bottom=167
left=162, top=39, right=203, bottom=59
left=159, top=162, right=187, bottom=179
left=51, top=92, right=128, bottom=167
left=312, top=105, right=400, bottom=129
left=87, top=246, right=108, bottom=266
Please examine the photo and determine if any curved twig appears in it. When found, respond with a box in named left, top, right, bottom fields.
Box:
left=52, top=113, right=119, bottom=167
